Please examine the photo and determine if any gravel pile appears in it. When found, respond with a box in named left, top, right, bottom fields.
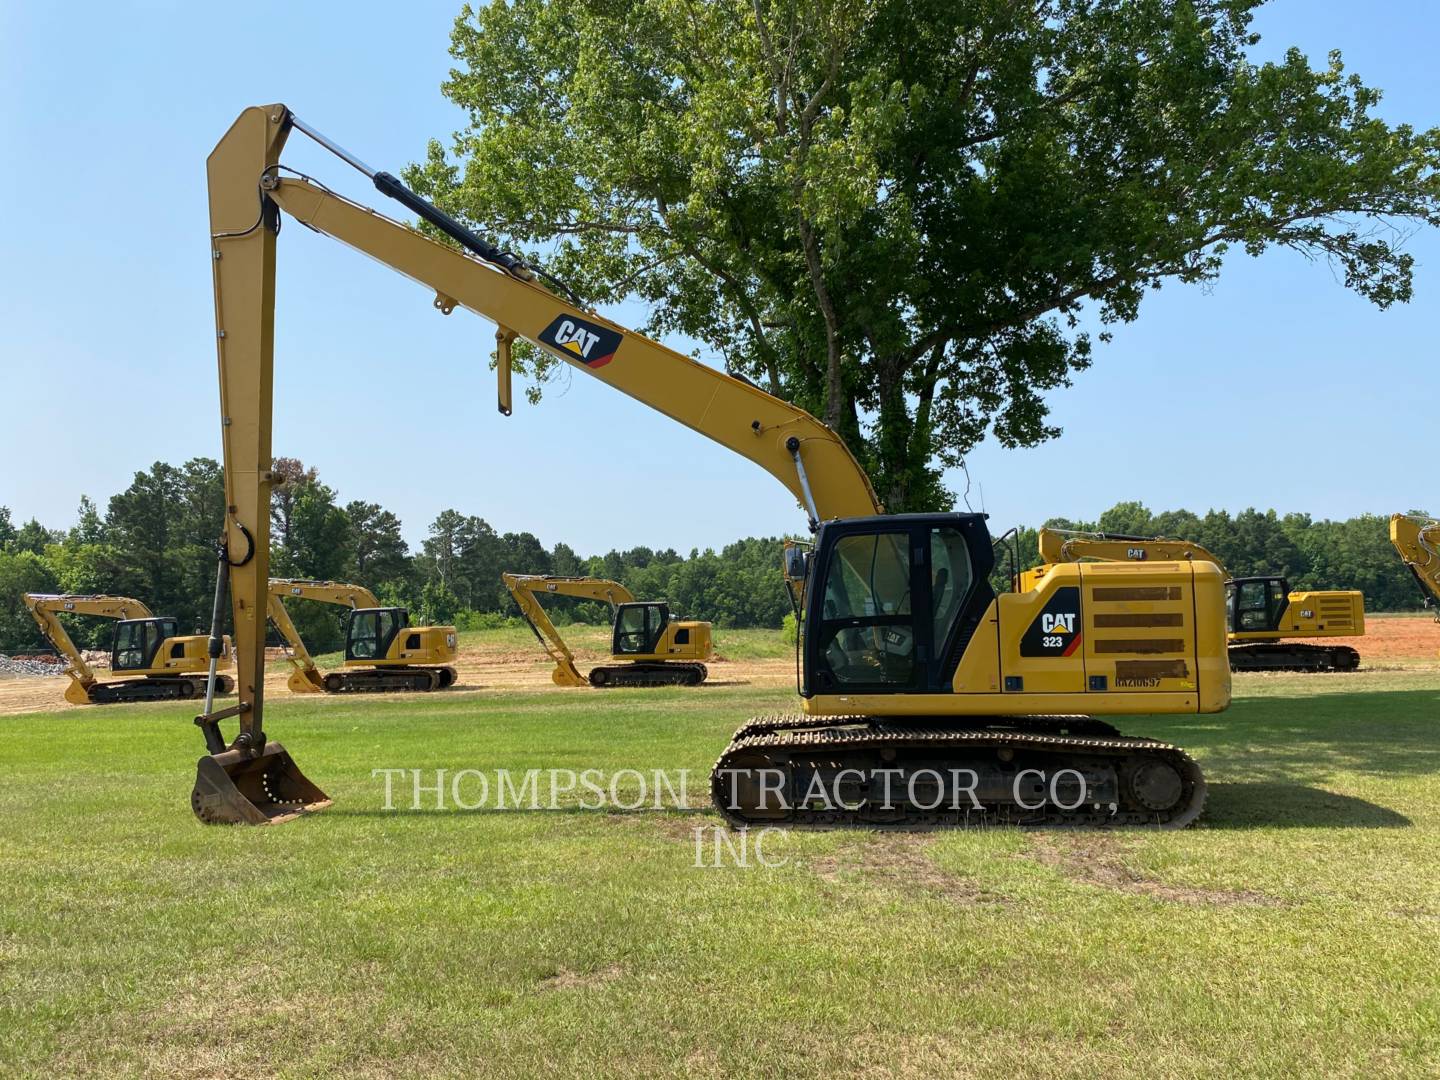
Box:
left=0, top=654, right=66, bottom=678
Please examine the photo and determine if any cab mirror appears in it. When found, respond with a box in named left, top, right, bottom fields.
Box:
left=784, top=546, right=809, bottom=582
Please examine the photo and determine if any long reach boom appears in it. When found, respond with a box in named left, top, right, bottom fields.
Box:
left=196, top=105, right=1229, bottom=830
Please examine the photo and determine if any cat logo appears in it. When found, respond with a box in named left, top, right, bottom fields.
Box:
left=537, top=315, right=624, bottom=369
left=1021, top=587, right=1083, bottom=657
left=1041, top=613, right=1077, bottom=635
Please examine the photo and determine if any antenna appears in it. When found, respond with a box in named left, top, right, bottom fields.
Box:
left=959, top=461, right=974, bottom=512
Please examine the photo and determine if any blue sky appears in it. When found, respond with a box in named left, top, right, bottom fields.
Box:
left=1, top=1, right=1436, bottom=554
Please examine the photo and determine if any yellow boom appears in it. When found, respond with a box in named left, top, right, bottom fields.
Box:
left=266, top=579, right=380, bottom=692
left=25, top=593, right=153, bottom=697
left=1020, top=528, right=1224, bottom=591
left=502, top=573, right=712, bottom=687
left=198, top=103, right=879, bottom=821
left=501, top=574, right=635, bottom=686
left=23, top=593, right=233, bottom=705
left=1390, top=514, right=1440, bottom=653
left=1035, top=528, right=1224, bottom=569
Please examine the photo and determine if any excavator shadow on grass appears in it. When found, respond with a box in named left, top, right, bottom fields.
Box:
left=1149, top=687, right=1440, bottom=829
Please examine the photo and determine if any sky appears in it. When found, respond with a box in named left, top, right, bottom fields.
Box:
left=1, top=1, right=1436, bottom=555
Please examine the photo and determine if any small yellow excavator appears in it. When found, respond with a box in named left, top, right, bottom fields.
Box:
left=267, top=578, right=459, bottom=693
left=502, top=573, right=712, bottom=687
left=1030, top=529, right=1365, bottom=671
left=192, top=105, right=1233, bottom=828
left=1389, top=514, right=1440, bottom=654
left=23, top=593, right=235, bottom=704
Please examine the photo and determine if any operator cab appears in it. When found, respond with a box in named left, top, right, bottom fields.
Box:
left=112, top=617, right=179, bottom=672
left=612, top=602, right=670, bottom=656
left=800, top=514, right=996, bottom=696
left=345, top=607, right=411, bottom=661
left=1227, top=577, right=1288, bottom=634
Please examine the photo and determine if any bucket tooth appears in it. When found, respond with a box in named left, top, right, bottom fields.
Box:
left=191, top=742, right=331, bottom=825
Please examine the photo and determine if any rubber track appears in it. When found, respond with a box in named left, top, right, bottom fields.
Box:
left=327, top=668, right=442, bottom=693
left=1228, top=643, right=1361, bottom=673
left=710, top=714, right=1205, bottom=831
left=89, top=676, right=229, bottom=703
left=590, top=662, right=707, bottom=688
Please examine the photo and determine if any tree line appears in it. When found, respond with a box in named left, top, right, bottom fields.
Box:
left=0, top=457, right=795, bottom=654
left=0, top=460, right=1431, bottom=656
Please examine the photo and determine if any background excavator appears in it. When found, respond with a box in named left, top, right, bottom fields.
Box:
left=502, top=573, right=711, bottom=687
left=1389, top=513, right=1440, bottom=655
left=23, top=593, right=234, bottom=704
left=1029, top=529, right=1366, bottom=672
left=193, top=104, right=1231, bottom=829
left=267, top=578, right=459, bottom=693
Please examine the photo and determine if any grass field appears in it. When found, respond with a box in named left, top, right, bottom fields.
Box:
left=3, top=643, right=1439, bottom=1076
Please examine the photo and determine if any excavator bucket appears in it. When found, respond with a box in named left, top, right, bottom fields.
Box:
left=551, top=662, right=588, bottom=687
left=286, top=666, right=325, bottom=694
left=191, top=743, right=331, bottom=825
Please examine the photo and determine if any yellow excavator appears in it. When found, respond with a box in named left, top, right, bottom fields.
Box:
left=23, top=593, right=234, bottom=705
left=502, top=573, right=711, bottom=687
left=267, top=578, right=459, bottom=693
left=191, top=104, right=1231, bottom=828
left=1389, top=514, right=1440, bottom=653
left=1031, top=529, right=1366, bottom=672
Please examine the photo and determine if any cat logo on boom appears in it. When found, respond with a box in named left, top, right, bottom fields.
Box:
left=538, top=315, right=624, bottom=369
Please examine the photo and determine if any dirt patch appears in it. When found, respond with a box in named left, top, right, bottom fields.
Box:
left=537, top=964, right=624, bottom=991
left=0, top=635, right=796, bottom=717
left=809, top=834, right=1004, bottom=906
left=1323, top=614, right=1440, bottom=663
left=1024, top=833, right=1282, bottom=906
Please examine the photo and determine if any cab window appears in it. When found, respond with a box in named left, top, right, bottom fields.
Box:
left=376, top=610, right=397, bottom=653
left=930, top=527, right=974, bottom=654
left=350, top=612, right=380, bottom=659
left=615, top=604, right=666, bottom=654
left=114, top=621, right=146, bottom=671
left=816, top=532, right=915, bottom=687
left=1236, top=580, right=1271, bottom=631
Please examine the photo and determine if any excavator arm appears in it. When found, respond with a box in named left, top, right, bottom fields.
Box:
left=201, top=103, right=881, bottom=813
left=501, top=574, right=636, bottom=686
left=266, top=579, right=382, bottom=692
left=23, top=594, right=155, bottom=689
left=1035, top=529, right=1227, bottom=572
left=1390, top=514, right=1440, bottom=614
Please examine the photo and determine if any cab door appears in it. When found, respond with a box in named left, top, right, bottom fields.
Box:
left=1229, top=578, right=1285, bottom=635
left=347, top=609, right=402, bottom=661
left=805, top=529, right=920, bottom=694
left=112, top=618, right=173, bottom=672
left=613, top=603, right=668, bottom=656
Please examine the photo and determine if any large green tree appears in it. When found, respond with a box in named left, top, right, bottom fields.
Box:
left=410, top=0, right=1440, bottom=510
left=103, top=459, right=226, bottom=632
left=345, top=501, right=411, bottom=585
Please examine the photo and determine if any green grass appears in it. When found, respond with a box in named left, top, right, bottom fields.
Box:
left=2, top=672, right=1439, bottom=1077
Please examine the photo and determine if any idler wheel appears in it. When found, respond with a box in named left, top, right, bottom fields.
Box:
left=1129, top=760, right=1183, bottom=811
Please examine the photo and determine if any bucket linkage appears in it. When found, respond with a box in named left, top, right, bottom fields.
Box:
left=191, top=528, right=330, bottom=824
